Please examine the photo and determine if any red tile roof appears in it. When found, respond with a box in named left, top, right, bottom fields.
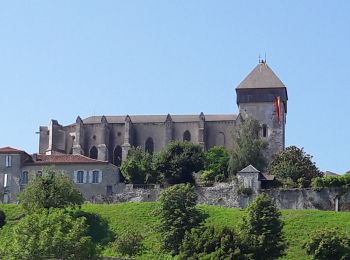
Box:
left=28, top=154, right=108, bottom=165
left=0, top=146, right=25, bottom=154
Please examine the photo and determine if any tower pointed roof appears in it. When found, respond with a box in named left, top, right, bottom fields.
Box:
left=236, top=62, right=285, bottom=89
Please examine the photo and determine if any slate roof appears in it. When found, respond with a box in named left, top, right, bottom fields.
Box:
left=82, top=114, right=237, bottom=124
left=238, top=165, right=260, bottom=173
left=0, top=146, right=25, bottom=154
left=236, top=62, right=285, bottom=89
left=323, top=171, right=340, bottom=176
left=26, top=154, right=108, bottom=165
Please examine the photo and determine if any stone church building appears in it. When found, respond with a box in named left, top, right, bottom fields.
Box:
left=38, top=61, right=288, bottom=166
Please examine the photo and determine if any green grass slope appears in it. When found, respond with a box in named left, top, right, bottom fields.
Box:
left=1, top=203, right=350, bottom=259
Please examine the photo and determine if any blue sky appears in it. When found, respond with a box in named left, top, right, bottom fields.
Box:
left=0, top=1, right=349, bottom=173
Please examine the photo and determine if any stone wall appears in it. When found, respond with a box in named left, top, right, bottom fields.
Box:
left=93, top=183, right=350, bottom=212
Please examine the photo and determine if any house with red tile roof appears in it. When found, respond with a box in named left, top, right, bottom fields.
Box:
left=0, top=146, right=120, bottom=203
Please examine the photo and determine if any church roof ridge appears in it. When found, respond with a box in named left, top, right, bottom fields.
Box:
left=82, top=114, right=238, bottom=124
left=0, top=146, right=25, bottom=154
left=236, top=62, right=285, bottom=89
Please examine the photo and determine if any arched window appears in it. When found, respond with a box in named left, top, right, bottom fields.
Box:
left=113, top=146, right=122, bottom=166
left=183, top=130, right=191, bottom=142
left=215, top=132, right=225, bottom=146
left=21, top=171, right=29, bottom=185
left=90, top=146, right=98, bottom=159
left=145, top=137, right=154, bottom=154
left=262, top=124, right=268, bottom=138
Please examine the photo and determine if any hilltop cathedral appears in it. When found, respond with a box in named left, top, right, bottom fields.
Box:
left=38, top=61, right=288, bottom=166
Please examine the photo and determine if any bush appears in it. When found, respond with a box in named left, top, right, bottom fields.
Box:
left=199, top=169, right=225, bottom=186
left=0, top=210, right=5, bottom=228
left=179, top=226, right=244, bottom=259
left=19, top=169, right=84, bottom=213
left=241, top=193, right=287, bottom=259
left=304, top=228, right=350, bottom=260
left=158, top=184, right=205, bottom=255
left=0, top=208, right=97, bottom=260
left=311, top=175, right=350, bottom=189
left=114, top=229, right=144, bottom=257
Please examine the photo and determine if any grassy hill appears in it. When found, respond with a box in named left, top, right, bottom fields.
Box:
left=1, top=203, right=350, bottom=259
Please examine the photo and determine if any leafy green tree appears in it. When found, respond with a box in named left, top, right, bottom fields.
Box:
left=154, top=141, right=204, bottom=184
left=1, top=208, right=97, bottom=260
left=229, top=117, right=268, bottom=175
left=120, top=147, right=155, bottom=184
left=19, top=169, right=84, bottom=213
left=304, top=228, right=350, bottom=260
left=114, top=229, right=144, bottom=257
left=0, top=210, right=5, bottom=228
left=158, top=184, right=205, bottom=255
left=267, top=146, right=322, bottom=187
left=241, top=193, right=287, bottom=260
left=179, top=226, right=244, bottom=259
left=201, top=146, right=230, bottom=183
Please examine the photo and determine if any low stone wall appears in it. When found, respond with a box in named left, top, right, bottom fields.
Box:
left=92, top=183, right=350, bottom=211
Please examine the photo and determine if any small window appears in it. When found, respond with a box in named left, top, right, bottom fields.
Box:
left=37, top=171, right=42, bottom=177
left=92, top=170, right=99, bottom=183
left=262, top=124, right=268, bottom=138
left=21, top=171, right=29, bottom=185
left=145, top=137, right=154, bottom=154
left=77, top=171, right=84, bottom=183
left=5, top=155, right=12, bottom=167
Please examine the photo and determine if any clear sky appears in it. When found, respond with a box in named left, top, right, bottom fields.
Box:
left=0, top=1, right=349, bottom=173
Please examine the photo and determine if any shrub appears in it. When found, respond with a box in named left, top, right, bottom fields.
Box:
left=114, top=229, right=144, bottom=257
left=19, top=169, right=84, bottom=213
left=304, top=228, right=350, bottom=260
left=0, top=208, right=97, bottom=260
left=311, top=175, right=350, bottom=189
left=179, top=226, right=244, bottom=259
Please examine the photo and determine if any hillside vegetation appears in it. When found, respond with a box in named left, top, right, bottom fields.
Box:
left=1, top=203, right=350, bottom=259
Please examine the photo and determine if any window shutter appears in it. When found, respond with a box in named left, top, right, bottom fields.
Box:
left=3, top=174, right=8, bottom=187
left=73, top=171, right=77, bottom=183
left=83, top=171, right=87, bottom=183
left=89, top=171, right=93, bottom=183
left=98, top=171, right=103, bottom=183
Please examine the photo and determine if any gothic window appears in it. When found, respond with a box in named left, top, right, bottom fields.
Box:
left=21, top=171, right=29, bottom=185
left=262, top=124, right=268, bottom=138
left=92, top=170, right=99, bottom=183
left=215, top=132, right=225, bottom=146
left=90, top=146, right=98, bottom=160
left=77, top=170, right=84, bottom=183
left=183, top=130, right=191, bottom=142
left=113, top=146, right=122, bottom=166
left=145, top=137, right=154, bottom=154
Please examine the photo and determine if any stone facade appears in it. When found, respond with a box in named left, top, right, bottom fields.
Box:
left=38, top=61, right=288, bottom=166
left=0, top=147, right=120, bottom=203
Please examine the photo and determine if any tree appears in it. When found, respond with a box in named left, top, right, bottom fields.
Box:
left=304, top=228, right=350, bottom=260
left=1, top=208, right=97, bottom=260
left=153, top=141, right=204, bottom=184
left=267, top=146, right=322, bottom=187
left=179, top=226, right=244, bottom=259
left=0, top=210, right=5, bottom=228
left=158, top=184, right=205, bottom=255
left=201, top=146, right=230, bottom=183
left=229, top=117, right=268, bottom=175
left=241, top=193, right=287, bottom=260
left=19, top=169, right=84, bottom=213
left=119, top=147, right=155, bottom=184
